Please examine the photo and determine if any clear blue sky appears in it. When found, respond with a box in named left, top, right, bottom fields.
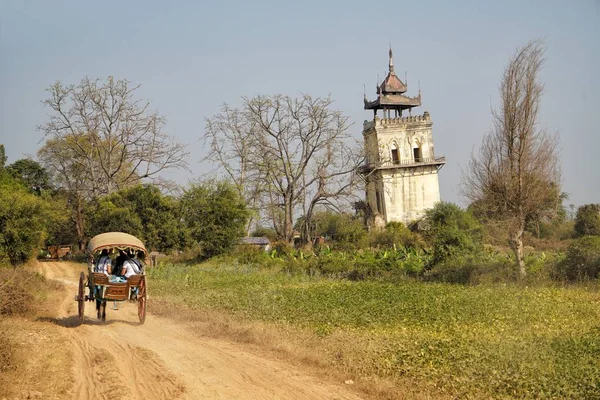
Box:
left=1, top=0, right=598, bottom=207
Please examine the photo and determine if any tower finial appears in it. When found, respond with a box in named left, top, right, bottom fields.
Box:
left=388, top=43, right=394, bottom=73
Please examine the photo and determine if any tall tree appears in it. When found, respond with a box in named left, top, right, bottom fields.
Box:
left=204, top=104, right=263, bottom=235
left=462, top=40, right=561, bottom=278
left=39, top=76, right=188, bottom=196
left=0, top=145, right=6, bottom=170
left=6, top=158, right=51, bottom=195
left=38, top=136, right=94, bottom=250
left=205, top=94, right=363, bottom=243
left=38, top=77, right=188, bottom=249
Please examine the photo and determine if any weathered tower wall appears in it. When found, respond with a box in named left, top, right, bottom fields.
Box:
left=363, top=113, right=442, bottom=225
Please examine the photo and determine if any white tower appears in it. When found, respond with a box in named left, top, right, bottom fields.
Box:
left=360, top=48, right=445, bottom=227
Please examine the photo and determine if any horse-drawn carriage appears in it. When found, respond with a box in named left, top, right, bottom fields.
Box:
left=74, top=232, right=147, bottom=325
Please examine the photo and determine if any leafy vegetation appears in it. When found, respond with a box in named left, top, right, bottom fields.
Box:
left=87, top=184, right=190, bottom=252
left=0, top=174, right=66, bottom=266
left=149, top=261, right=600, bottom=399
left=423, top=202, right=483, bottom=267
left=575, top=204, right=600, bottom=237
left=181, top=181, right=250, bottom=258
left=555, top=235, right=600, bottom=281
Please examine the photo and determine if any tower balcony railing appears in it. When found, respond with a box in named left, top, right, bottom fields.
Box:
left=359, top=156, right=446, bottom=173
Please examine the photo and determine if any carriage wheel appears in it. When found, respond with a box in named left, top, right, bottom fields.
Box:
left=77, top=272, right=85, bottom=325
left=137, top=276, right=147, bottom=324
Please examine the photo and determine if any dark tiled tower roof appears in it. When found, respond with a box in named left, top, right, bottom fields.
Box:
left=364, top=47, right=421, bottom=112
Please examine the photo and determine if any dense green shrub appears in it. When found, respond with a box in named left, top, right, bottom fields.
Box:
left=555, top=236, right=600, bottom=281
left=423, top=202, right=483, bottom=266
left=299, top=211, right=368, bottom=250
left=574, top=204, right=600, bottom=237
left=369, top=221, right=424, bottom=250
left=0, top=175, right=65, bottom=265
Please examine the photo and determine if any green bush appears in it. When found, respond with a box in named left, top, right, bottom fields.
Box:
left=423, top=202, right=483, bottom=267
left=574, top=204, right=600, bottom=237
left=0, top=176, right=65, bottom=265
left=555, top=236, right=600, bottom=281
left=369, top=221, right=424, bottom=250
left=302, top=212, right=368, bottom=250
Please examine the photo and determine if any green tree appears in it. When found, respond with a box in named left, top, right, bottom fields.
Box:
left=181, top=181, right=250, bottom=258
left=86, top=197, right=144, bottom=240
left=424, top=202, right=483, bottom=266
left=6, top=158, right=51, bottom=195
left=0, top=145, right=6, bottom=170
left=0, top=174, right=65, bottom=265
left=574, top=204, right=600, bottom=237
left=86, top=184, right=190, bottom=252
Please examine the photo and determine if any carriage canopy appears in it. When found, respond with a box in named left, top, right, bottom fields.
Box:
left=87, top=232, right=147, bottom=256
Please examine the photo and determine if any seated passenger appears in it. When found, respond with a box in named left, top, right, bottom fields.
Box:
left=120, top=257, right=142, bottom=278
left=94, top=249, right=112, bottom=275
left=132, top=250, right=145, bottom=274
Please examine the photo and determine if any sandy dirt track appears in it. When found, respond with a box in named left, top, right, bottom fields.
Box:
left=39, top=262, right=363, bottom=400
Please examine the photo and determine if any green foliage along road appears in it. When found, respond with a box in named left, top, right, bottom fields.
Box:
left=180, top=181, right=250, bottom=258
left=0, top=170, right=66, bottom=265
left=149, top=261, right=600, bottom=399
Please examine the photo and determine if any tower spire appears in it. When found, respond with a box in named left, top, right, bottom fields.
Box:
left=388, top=43, right=394, bottom=73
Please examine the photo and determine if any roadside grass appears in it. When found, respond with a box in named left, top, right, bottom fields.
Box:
left=0, top=263, right=73, bottom=399
left=148, top=261, right=600, bottom=399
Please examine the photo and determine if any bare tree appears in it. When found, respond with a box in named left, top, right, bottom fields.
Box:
left=462, top=40, right=561, bottom=278
left=38, top=137, right=92, bottom=250
left=203, top=105, right=263, bottom=235
left=204, top=94, right=363, bottom=244
left=39, top=77, right=188, bottom=196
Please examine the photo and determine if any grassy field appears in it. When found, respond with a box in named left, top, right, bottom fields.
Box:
left=148, top=262, right=600, bottom=399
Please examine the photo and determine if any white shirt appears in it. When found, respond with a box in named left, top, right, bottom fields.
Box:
left=121, top=259, right=140, bottom=278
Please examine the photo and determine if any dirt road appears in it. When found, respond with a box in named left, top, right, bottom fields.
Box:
left=39, top=262, right=363, bottom=400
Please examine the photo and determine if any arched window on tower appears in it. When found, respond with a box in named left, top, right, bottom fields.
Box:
left=391, top=143, right=400, bottom=165
left=413, top=147, right=422, bottom=163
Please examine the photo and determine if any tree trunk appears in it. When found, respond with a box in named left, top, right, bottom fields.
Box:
left=509, top=229, right=526, bottom=279
left=284, top=193, right=294, bottom=244
left=75, top=202, right=86, bottom=252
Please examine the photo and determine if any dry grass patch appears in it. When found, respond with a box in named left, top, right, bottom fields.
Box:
left=0, top=263, right=73, bottom=400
